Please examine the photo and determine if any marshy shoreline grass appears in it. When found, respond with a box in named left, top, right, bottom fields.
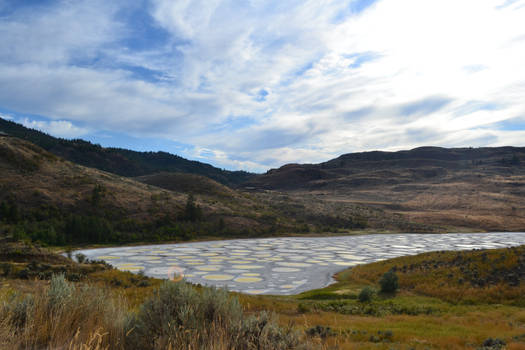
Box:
left=1, top=240, right=525, bottom=349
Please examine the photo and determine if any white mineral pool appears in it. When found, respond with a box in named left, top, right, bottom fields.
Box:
left=76, top=232, right=525, bottom=295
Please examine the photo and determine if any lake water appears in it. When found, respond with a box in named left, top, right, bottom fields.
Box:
left=76, top=232, right=525, bottom=295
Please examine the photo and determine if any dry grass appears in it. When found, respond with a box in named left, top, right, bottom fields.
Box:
left=0, top=275, right=308, bottom=350
left=0, top=275, right=126, bottom=349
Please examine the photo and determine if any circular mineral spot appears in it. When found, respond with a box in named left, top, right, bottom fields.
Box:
left=200, top=253, right=218, bottom=257
left=232, top=265, right=264, bottom=269
left=120, top=266, right=144, bottom=271
left=96, top=256, right=120, bottom=260
left=228, top=260, right=252, bottom=264
left=184, top=274, right=195, bottom=278
left=272, top=267, right=301, bottom=273
left=338, top=254, right=365, bottom=260
left=333, top=261, right=358, bottom=266
left=196, top=265, right=223, bottom=271
left=127, top=256, right=151, bottom=261
left=186, top=262, right=204, bottom=265
left=242, top=273, right=260, bottom=277
left=203, top=274, right=234, bottom=281
left=234, top=277, right=263, bottom=283
left=144, top=256, right=161, bottom=260
left=280, top=285, right=295, bottom=289
left=245, top=290, right=266, bottom=294
left=275, top=262, right=311, bottom=267
left=253, top=253, right=272, bottom=257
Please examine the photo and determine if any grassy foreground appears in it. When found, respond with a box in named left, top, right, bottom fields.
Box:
left=1, top=241, right=524, bottom=349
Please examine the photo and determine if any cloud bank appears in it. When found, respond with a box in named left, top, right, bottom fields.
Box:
left=1, top=0, right=525, bottom=171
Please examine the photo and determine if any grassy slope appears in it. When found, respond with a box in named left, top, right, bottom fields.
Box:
left=1, top=242, right=525, bottom=348
left=239, top=245, right=525, bottom=349
left=0, top=137, right=281, bottom=242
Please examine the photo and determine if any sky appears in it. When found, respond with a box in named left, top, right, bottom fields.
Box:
left=1, top=0, right=525, bottom=172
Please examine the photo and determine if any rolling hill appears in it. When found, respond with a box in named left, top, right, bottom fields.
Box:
left=1, top=136, right=399, bottom=245
left=244, top=146, right=525, bottom=231
left=0, top=117, right=253, bottom=186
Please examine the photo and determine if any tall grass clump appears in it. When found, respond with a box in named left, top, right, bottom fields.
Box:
left=0, top=274, right=126, bottom=349
left=127, top=280, right=306, bottom=350
left=1, top=276, right=308, bottom=349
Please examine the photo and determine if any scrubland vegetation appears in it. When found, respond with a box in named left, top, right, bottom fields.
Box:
left=0, top=275, right=305, bottom=350
left=1, top=241, right=524, bottom=349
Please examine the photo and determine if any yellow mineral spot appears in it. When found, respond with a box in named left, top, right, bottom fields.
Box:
left=96, top=256, right=120, bottom=260
left=231, top=265, right=264, bottom=269
left=228, top=260, right=252, bottom=264
left=333, top=261, right=359, bottom=266
left=120, top=266, right=144, bottom=271
left=196, top=265, right=223, bottom=271
left=234, top=277, right=262, bottom=283
left=203, top=274, right=234, bottom=281
left=339, top=254, right=365, bottom=260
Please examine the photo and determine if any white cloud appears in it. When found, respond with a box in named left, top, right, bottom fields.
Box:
left=1, top=0, right=525, bottom=170
left=19, top=118, right=89, bottom=139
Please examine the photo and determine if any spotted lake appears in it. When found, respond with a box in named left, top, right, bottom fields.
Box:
left=76, top=232, right=525, bottom=295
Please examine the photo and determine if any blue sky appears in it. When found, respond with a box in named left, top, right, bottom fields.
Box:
left=1, top=0, right=525, bottom=172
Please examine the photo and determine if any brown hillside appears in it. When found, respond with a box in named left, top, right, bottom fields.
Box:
left=134, top=172, right=235, bottom=197
left=2, top=137, right=408, bottom=242
left=244, top=146, right=525, bottom=231
left=0, top=136, right=185, bottom=222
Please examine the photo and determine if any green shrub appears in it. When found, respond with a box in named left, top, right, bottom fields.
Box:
left=127, top=281, right=305, bottom=350
left=74, top=253, right=86, bottom=264
left=379, top=270, right=399, bottom=294
left=358, top=286, right=374, bottom=302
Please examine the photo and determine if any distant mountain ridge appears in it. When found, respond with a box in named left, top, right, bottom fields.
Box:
left=247, top=146, right=525, bottom=190
left=0, top=117, right=254, bottom=186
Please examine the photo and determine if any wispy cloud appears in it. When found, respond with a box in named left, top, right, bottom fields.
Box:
left=0, top=0, right=525, bottom=171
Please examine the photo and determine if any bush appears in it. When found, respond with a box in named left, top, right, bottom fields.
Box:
left=127, top=281, right=305, bottom=350
left=74, top=253, right=86, bottom=264
left=379, top=270, right=399, bottom=294
left=358, top=286, right=374, bottom=302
